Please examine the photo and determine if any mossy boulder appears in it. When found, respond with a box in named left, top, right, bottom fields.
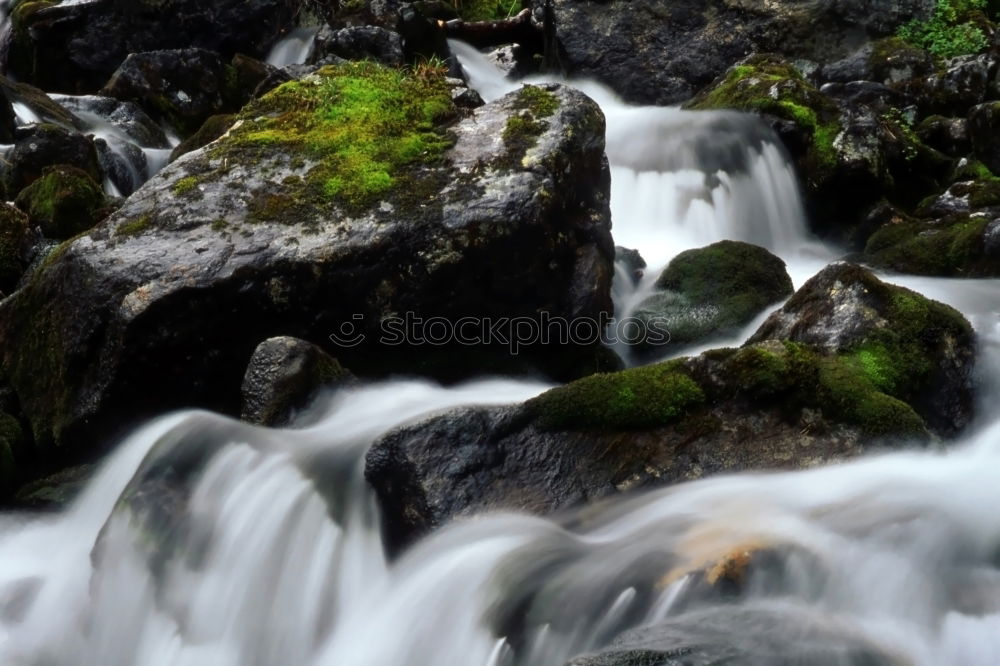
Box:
left=0, top=64, right=613, bottom=455
left=749, top=262, right=975, bottom=434
left=240, top=337, right=353, bottom=427
left=0, top=203, right=32, bottom=296
left=0, top=411, right=26, bottom=497
left=366, top=263, right=973, bottom=549
left=629, top=241, right=793, bottom=356
left=3, top=124, right=102, bottom=195
left=863, top=211, right=1000, bottom=277
left=15, top=165, right=107, bottom=240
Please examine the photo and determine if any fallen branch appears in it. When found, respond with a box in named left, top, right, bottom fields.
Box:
left=439, top=8, right=541, bottom=49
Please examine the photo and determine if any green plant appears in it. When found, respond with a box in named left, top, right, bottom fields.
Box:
left=897, top=0, right=989, bottom=58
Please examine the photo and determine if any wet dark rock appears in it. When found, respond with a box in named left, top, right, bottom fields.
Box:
left=819, top=81, right=914, bottom=114
left=14, top=165, right=107, bottom=240
left=49, top=95, right=169, bottom=148
left=3, top=0, right=296, bottom=93
left=749, top=262, right=975, bottom=434
left=12, top=464, right=93, bottom=510
left=368, top=263, right=972, bottom=550
left=94, top=137, right=146, bottom=197
left=100, top=49, right=233, bottom=135
left=241, top=337, right=353, bottom=427
left=3, top=123, right=101, bottom=195
left=0, top=204, right=32, bottom=296
left=629, top=241, right=792, bottom=356
left=549, top=0, right=935, bottom=106
left=614, top=246, right=646, bottom=286
left=917, top=115, right=971, bottom=158
left=687, top=55, right=950, bottom=239
left=312, top=25, right=405, bottom=67
left=168, top=114, right=235, bottom=163
left=565, top=606, right=898, bottom=666
left=0, top=75, right=613, bottom=456
left=819, top=37, right=933, bottom=85
left=968, top=101, right=1000, bottom=174
left=902, top=53, right=1000, bottom=117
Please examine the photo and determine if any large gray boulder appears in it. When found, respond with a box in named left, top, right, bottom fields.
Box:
left=0, top=67, right=614, bottom=458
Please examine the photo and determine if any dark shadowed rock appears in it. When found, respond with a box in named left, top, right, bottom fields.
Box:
left=549, top=0, right=935, bottom=105
left=3, top=124, right=101, bottom=195
left=312, top=26, right=405, bottom=67
left=0, top=204, right=32, bottom=296
left=0, top=67, right=613, bottom=459
left=565, top=606, right=898, bottom=666
left=241, top=337, right=353, bottom=427
left=14, top=165, right=107, bottom=240
left=100, top=49, right=233, bottom=135
left=968, top=101, right=1000, bottom=174
left=3, top=0, right=296, bottom=93
left=168, top=114, right=236, bottom=163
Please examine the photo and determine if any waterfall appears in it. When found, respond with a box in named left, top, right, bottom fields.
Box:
left=449, top=39, right=835, bottom=322
left=266, top=27, right=319, bottom=68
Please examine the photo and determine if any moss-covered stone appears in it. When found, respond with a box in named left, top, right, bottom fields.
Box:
left=211, top=61, right=456, bottom=214
left=0, top=203, right=31, bottom=295
left=527, top=361, right=705, bottom=430
left=527, top=337, right=927, bottom=439
left=630, top=241, right=793, bottom=353
left=14, top=165, right=106, bottom=240
left=749, top=262, right=975, bottom=434
left=168, top=113, right=234, bottom=162
left=864, top=214, right=997, bottom=276
left=686, top=55, right=842, bottom=172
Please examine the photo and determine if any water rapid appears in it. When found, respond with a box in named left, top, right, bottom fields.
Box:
left=0, top=36, right=998, bottom=666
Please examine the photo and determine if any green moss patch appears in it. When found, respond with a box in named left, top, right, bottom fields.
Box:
left=213, top=61, right=456, bottom=213
left=528, top=361, right=705, bottom=430
left=171, top=175, right=200, bottom=196
left=864, top=215, right=995, bottom=276
left=116, top=214, right=154, bottom=239
left=499, top=84, right=559, bottom=168
left=456, top=0, right=523, bottom=21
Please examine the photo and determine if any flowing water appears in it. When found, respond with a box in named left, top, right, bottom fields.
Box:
left=0, top=34, right=999, bottom=666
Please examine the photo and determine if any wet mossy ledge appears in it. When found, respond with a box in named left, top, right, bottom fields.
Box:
left=686, top=55, right=842, bottom=173
left=530, top=263, right=974, bottom=440
left=208, top=61, right=457, bottom=216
